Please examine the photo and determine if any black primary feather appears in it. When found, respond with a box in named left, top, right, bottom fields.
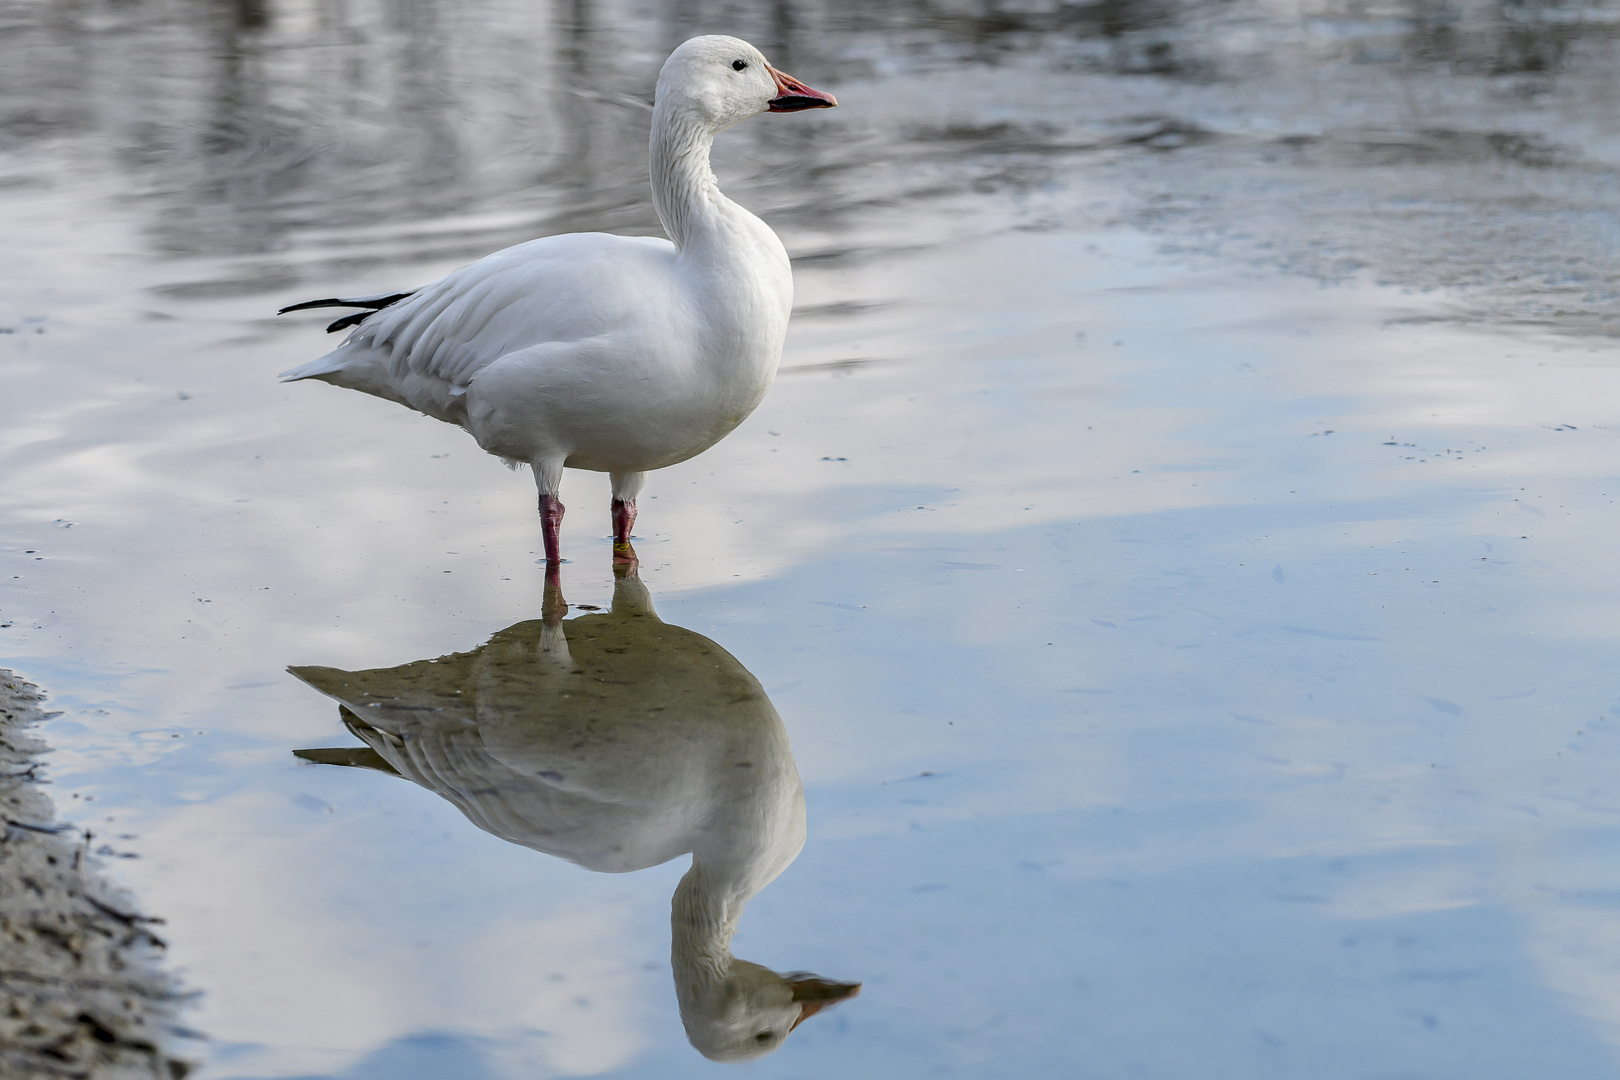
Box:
left=323, top=311, right=373, bottom=333
left=278, top=291, right=415, bottom=332
left=278, top=291, right=414, bottom=315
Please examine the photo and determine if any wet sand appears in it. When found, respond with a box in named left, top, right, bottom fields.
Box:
left=0, top=672, right=190, bottom=1079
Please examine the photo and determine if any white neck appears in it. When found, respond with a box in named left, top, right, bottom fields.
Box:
left=650, top=102, right=726, bottom=250
left=645, top=99, right=794, bottom=409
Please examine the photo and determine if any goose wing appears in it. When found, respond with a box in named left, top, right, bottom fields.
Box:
left=288, top=646, right=667, bottom=864
left=281, top=232, right=678, bottom=393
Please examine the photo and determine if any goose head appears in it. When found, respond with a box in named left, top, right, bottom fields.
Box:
left=679, top=959, right=861, bottom=1063
left=656, top=35, right=836, bottom=135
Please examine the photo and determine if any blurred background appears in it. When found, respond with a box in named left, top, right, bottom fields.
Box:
left=4, top=0, right=1617, bottom=326
left=3, top=0, right=1620, bottom=1077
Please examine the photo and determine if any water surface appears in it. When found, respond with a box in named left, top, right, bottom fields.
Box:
left=3, top=0, right=1620, bottom=1076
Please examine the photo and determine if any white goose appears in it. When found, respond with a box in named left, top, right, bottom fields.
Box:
left=278, top=36, right=836, bottom=565
left=292, top=565, right=860, bottom=1061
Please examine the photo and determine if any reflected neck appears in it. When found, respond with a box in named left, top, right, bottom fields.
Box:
left=671, top=860, right=744, bottom=979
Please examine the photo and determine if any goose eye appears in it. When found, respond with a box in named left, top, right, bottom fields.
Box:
left=732, top=59, right=748, bottom=71
left=754, top=1031, right=772, bottom=1044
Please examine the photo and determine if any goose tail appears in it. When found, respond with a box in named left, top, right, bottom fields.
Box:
left=277, top=351, right=350, bottom=383
left=277, top=290, right=415, bottom=381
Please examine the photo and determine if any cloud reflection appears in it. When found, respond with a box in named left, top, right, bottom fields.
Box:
left=291, top=563, right=859, bottom=1062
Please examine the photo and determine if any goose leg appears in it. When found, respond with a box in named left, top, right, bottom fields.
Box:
left=539, top=494, right=566, bottom=564
left=533, top=459, right=566, bottom=565
left=609, top=471, right=646, bottom=565
left=611, top=499, right=637, bottom=563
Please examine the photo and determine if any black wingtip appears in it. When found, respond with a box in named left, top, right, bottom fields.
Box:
left=278, top=291, right=416, bottom=317
left=326, top=311, right=372, bottom=333
left=278, top=298, right=345, bottom=315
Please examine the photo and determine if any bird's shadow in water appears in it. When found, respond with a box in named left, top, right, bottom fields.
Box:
left=291, top=559, right=860, bottom=1062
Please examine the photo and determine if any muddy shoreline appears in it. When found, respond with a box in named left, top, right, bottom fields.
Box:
left=0, top=672, right=191, bottom=1080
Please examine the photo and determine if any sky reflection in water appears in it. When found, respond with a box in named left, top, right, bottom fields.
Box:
left=2, top=0, right=1620, bottom=1077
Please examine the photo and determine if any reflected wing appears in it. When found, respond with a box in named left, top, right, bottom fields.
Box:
left=336, top=705, right=540, bottom=841
left=289, top=659, right=627, bottom=858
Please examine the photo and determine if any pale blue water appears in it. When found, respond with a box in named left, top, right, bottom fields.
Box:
left=3, top=0, right=1620, bottom=1076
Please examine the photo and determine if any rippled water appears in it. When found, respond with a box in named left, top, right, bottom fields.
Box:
left=4, top=0, right=1620, bottom=1076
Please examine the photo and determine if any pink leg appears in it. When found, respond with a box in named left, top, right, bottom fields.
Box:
left=539, top=493, right=565, bottom=564
left=611, top=498, right=637, bottom=565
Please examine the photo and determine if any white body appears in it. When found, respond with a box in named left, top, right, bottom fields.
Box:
left=279, top=36, right=802, bottom=500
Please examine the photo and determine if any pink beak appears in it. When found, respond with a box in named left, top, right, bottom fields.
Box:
left=766, top=63, right=838, bottom=112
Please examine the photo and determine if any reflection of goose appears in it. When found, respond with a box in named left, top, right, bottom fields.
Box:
left=292, top=565, right=858, bottom=1061
left=277, top=36, right=837, bottom=566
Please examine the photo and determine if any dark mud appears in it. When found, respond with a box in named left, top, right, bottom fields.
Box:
left=0, top=673, right=190, bottom=1080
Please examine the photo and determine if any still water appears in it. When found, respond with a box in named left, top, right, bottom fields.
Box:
left=3, top=0, right=1620, bottom=1076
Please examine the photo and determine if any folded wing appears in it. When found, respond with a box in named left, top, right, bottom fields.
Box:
left=279, top=233, right=679, bottom=397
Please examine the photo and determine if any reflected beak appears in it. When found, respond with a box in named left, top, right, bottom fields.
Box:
left=766, top=64, right=838, bottom=112
left=787, top=973, right=862, bottom=1031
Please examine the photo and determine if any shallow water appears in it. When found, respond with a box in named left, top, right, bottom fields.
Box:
left=4, top=0, right=1620, bottom=1076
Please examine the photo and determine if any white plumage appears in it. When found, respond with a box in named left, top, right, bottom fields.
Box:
left=278, top=35, right=836, bottom=564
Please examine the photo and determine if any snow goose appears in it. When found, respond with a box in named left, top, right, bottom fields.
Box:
left=278, top=36, right=836, bottom=565
left=292, top=564, right=860, bottom=1061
